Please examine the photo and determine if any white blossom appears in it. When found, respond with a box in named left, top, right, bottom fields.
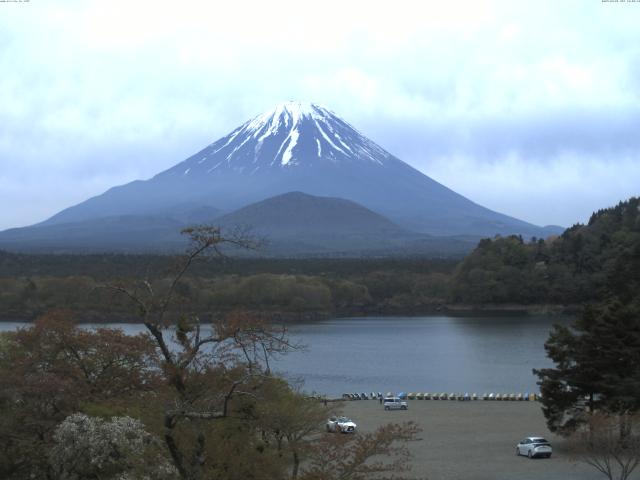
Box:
left=51, top=413, right=177, bottom=480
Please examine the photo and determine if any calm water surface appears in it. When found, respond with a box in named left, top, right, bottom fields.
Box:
left=1, top=315, right=568, bottom=397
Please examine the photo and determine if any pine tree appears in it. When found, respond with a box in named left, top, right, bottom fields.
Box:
left=535, top=298, right=640, bottom=436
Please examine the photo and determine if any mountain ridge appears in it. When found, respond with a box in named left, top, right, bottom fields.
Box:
left=0, top=192, right=477, bottom=256
left=216, top=191, right=408, bottom=235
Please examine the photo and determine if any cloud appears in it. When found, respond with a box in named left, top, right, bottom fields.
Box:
left=421, top=152, right=640, bottom=227
left=0, top=0, right=639, bottom=229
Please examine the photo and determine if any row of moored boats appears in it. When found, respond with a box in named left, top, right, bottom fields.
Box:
left=341, top=392, right=540, bottom=401
left=407, top=392, right=539, bottom=401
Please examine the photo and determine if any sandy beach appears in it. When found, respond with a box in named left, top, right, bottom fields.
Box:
left=340, top=399, right=607, bottom=480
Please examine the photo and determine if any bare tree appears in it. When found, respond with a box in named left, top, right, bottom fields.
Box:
left=301, top=422, right=423, bottom=480
left=571, top=413, right=640, bottom=480
left=104, top=226, right=296, bottom=480
left=255, top=380, right=336, bottom=480
left=102, top=226, right=425, bottom=480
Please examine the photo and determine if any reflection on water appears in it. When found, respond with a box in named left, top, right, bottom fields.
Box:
left=0, top=315, right=569, bottom=397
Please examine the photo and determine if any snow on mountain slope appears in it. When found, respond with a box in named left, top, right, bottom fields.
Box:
left=160, top=101, right=389, bottom=177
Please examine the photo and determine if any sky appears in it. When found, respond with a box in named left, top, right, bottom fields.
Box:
left=1, top=0, right=639, bottom=230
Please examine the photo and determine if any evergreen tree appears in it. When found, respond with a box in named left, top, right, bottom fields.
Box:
left=535, top=297, right=640, bottom=436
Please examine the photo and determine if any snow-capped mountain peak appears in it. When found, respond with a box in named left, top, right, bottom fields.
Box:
left=165, top=101, right=391, bottom=177
left=241, top=101, right=332, bottom=167
left=244, top=101, right=330, bottom=132
left=34, top=101, right=560, bottom=241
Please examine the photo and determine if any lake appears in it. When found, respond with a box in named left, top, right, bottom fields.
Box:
left=0, top=315, right=568, bottom=397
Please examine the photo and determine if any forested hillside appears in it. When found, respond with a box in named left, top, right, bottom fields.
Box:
left=451, top=197, right=640, bottom=305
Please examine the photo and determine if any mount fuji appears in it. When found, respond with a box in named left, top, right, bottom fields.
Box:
left=0, top=101, right=562, bottom=254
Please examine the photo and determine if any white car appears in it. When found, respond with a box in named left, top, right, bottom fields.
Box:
left=383, top=397, right=408, bottom=410
left=326, top=416, right=357, bottom=433
left=516, top=437, right=553, bottom=458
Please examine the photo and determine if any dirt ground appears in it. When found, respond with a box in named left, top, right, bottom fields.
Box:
left=340, top=400, right=612, bottom=480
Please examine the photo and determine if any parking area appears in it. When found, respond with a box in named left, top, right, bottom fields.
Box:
left=341, top=400, right=604, bottom=480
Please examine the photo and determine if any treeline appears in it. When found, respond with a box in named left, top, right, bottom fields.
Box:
left=0, top=251, right=459, bottom=320
left=0, top=269, right=454, bottom=321
left=0, top=239, right=464, bottom=318
left=0, top=252, right=456, bottom=279
left=451, top=197, right=640, bottom=305
left=2, top=197, right=639, bottom=319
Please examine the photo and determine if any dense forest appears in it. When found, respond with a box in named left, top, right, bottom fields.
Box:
left=451, top=197, right=640, bottom=305
left=1, top=197, right=638, bottom=321
left=0, top=255, right=457, bottom=321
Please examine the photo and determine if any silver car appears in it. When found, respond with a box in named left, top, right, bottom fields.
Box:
left=326, top=416, right=357, bottom=433
left=383, top=397, right=408, bottom=410
left=516, top=437, right=552, bottom=458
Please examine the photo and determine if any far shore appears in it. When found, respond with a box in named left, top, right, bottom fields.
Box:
left=0, top=304, right=578, bottom=324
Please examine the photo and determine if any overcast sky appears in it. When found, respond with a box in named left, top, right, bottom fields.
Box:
left=1, top=0, right=639, bottom=231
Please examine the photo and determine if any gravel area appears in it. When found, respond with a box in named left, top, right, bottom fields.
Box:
left=340, top=400, right=608, bottom=480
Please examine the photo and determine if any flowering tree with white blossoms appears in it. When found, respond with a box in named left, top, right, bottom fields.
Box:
left=50, top=413, right=177, bottom=480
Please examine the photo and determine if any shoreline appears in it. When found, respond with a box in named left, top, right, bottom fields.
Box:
left=0, top=303, right=578, bottom=323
